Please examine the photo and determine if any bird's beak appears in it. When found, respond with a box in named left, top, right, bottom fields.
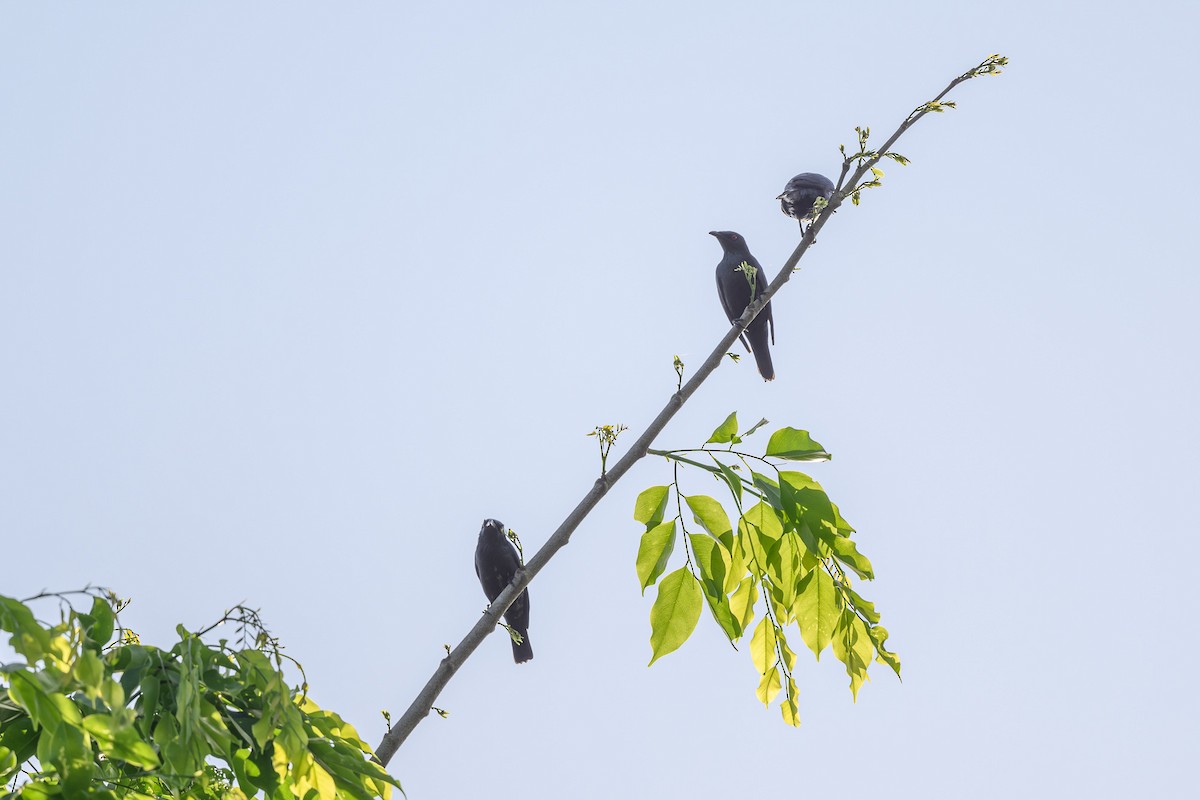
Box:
left=775, top=193, right=785, bottom=200
left=708, top=231, right=719, bottom=237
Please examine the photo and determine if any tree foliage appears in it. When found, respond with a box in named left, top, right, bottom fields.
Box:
left=0, top=590, right=400, bottom=799
left=638, top=413, right=901, bottom=725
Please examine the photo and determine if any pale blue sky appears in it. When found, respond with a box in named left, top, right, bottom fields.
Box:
left=2, top=2, right=1197, bottom=798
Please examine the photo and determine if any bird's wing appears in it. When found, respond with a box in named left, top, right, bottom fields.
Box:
left=715, top=271, right=736, bottom=323
left=716, top=272, right=752, bottom=352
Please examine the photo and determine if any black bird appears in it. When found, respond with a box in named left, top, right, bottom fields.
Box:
left=474, top=518, right=533, bottom=663
left=777, top=172, right=835, bottom=230
left=710, top=230, right=774, bottom=381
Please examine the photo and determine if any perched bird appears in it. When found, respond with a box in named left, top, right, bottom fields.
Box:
left=710, top=230, right=775, bottom=381
left=777, top=172, right=835, bottom=230
left=474, top=518, right=533, bottom=663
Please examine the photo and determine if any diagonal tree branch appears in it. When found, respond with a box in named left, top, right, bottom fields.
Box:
left=373, top=53, right=1006, bottom=767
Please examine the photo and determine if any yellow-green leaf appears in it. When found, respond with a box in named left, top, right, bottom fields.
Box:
left=778, top=630, right=797, bottom=673
left=756, top=666, right=781, bottom=707
left=647, top=568, right=702, bottom=666
left=688, top=534, right=729, bottom=597
left=82, top=597, right=115, bottom=650
left=729, top=576, right=758, bottom=633
left=0, top=596, right=53, bottom=661
left=634, top=486, right=671, bottom=529
left=739, top=502, right=783, bottom=570
left=868, top=625, right=902, bottom=679
left=707, top=411, right=740, bottom=444
left=714, top=460, right=743, bottom=506
left=74, top=650, right=104, bottom=698
left=635, top=521, right=677, bottom=595
left=842, top=583, right=881, bottom=624
left=749, top=616, right=776, bottom=676
left=686, top=495, right=732, bottom=545
left=780, top=679, right=801, bottom=727
left=765, top=428, right=829, bottom=460
left=831, top=536, right=874, bottom=580
left=793, top=568, right=840, bottom=659
left=832, top=610, right=874, bottom=701
left=689, top=534, right=739, bottom=640
left=724, top=533, right=747, bottom=594
left=767, top=533, right=803, bottom=612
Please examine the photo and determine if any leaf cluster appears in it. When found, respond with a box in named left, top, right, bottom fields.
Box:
left=635, top=414, right=900, bottom=727
left=837, top=126, right=909, bottom=206
left=0, top=592, right=401, bottom=799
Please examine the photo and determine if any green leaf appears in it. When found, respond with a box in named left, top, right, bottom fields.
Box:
left=765, top=427, right=829, bottom=460
left=868, top=625, right=902, bottom=679
left=831, top=501, right=856, bottom=534
left=8, top=672, right=79, bottom=731
left=749, top=617, right=776, bottom=676
left=723, top=532, right=747, bottom=595
left=635, top=521, right=677, bottom=595
left=841, top=583, right=881, bottom=624
left=793, top=569, right=840, bottom=659
left=0, top=596, right=52, bottom=661
left=15, top=780, right=57, bottom=800
left=685, top=495, right=732, bottom=546
left=707, top=411, right=740, bottom=444
left=231, top=746, right=267, bottom=794
left=750, top=472, right=781, bottom=509
left=765, top=533, right=803, bottom=614
left=14, top=676, right=91, bottom=791
left=713, top=459, right=743, bottom=506
left=82, top=714, right=160, bottom=769
left=0, top=717, right=37, bottom=766
left=831, top=536, right=874, bottom=580
left=74, top=650, right=104, bottom=698
left=82, top=597, right=115, bottom=651
left=647, top=567, right=703, bottom=666
left=795, top=521, right=822, bottom=557
left=778, top=629, right=797, bottom=673
left=756, top=666, right=781, bottom=707
left=832, top=610, right=874, bottom=701
left=780, top=680, right=801, bottom=727
left=100, top=676, right=125, bottom=712
left=780, top=471, right=838, bottom=539
left=0, top=745, right=16, bottom=782
left=738, top=501, right=783, bottom=571
left=729, top=576, right=758, bottom=633
left=138, top=673, right=162, bottom=735
left=688, top=534, right=729, bottom=598
left=634, top=486, right=671, bottom=529
left=742, top=417, right=770, bottom=438
left=689, top=534, right=739, bottom=640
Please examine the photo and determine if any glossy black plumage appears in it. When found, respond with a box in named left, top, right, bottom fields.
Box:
left=474, top=518, right=533, bottom=663
left=777, top=172, right=835, bottom=227
left=709, top=230, right=774, bottom=381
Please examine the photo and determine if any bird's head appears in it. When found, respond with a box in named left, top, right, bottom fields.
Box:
left=481, top=518, right=505, bottom=536
left=709, top=230, right=748, bottom=253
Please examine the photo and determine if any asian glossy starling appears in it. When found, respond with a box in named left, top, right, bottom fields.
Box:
left=474, top=518, right=533, bottom=663
left=710, top=230, right=774, bottom=381
left=777, top=172, right=835, bottom=229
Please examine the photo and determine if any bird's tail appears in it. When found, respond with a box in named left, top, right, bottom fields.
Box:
left=511, top=631, right=533, bottom=664
left=751, top=345, right=775, bottom=381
